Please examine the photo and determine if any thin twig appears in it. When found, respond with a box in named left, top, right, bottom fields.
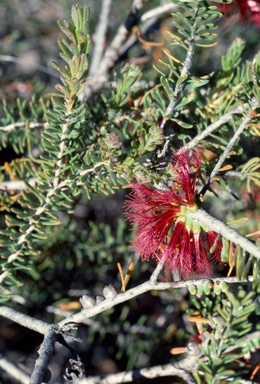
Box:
left=55, top=343, right=200, bottom=384
left=79, top=2, right=177, bottom=101
left=224, top=170, right=246, bottom=179
left=2, top=114, right=72, bottom=276
left=200, top=98, right=259, bottom=196
left=93, top=0, right=144, bottom=71
left=161, top=3, right=199, bottom=119
left=119, top=4, right=178, bottom=58
left=57, top=276, right=253, bottom=329
left=0, top=306, right=49, bottom=334
left=0, top=105, right=246, bottom=193
left=0, top=178, right=38, bottom=190
left=89, top=0, right=112, bottom=76
left=0, top=121, right=48, bottom=133
left=1, top=278, right=252, bottom=335
left=0, top=276, right=254, bottom=382
left=189, top=208, right=260, bottom=259
left=0, top=54, right=59, bottom=78
left=150, top=255, right=165, bottom=282
left=71, top=361, right=197, bottom=383
left=0, top=356, right=30, bottom=384
left=0, top=274, right=255, bottom=335
left=0, top=306, right=79, bottom=344
left=79, top=0, right=144, bottom=101
left=224, top=331, right=260, bottom=354
left=156, top=4, right=200, bottom=158
left=119, top=16, right=158, bottom=58
left=160, top=33, right=195, bottom=129
left=29, top=325, right=59, bottom=384
left=181, top=105, right=244, bottom=152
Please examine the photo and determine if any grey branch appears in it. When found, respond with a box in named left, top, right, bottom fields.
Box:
left=0, top=280, right=255, bottom=334
left=0, top=121, right=48, bottom=133
left=224, top=170, right=246, bottom=179
left=0, top=306, right=79, bottom=344
left=189, top=208, right=260, bottom=259
left=182, top=105, right=244, bottom=151
left=0, top=306, right=49, bottom=334
left=0, top=279, right=253, bottom=333
left=79, top=0, right=144, bottom=101
left=0, top=54, right=59, bottom=78
left=55, top=343, right=200, bottom=383
left=160, top=26, right=195, bottom=130
left=0, top=178, right=38, bottom=191
left=157, top=3, right=199, bottom=158
left=119, top=4, right=178, bottom=58
left=0, top=275, right=254, bottom=383
left=0, top=356, right=30, bottom=384
left=72, top=357, right=198, bottom=383
left=224, top=331, right=260, bottom=354
left=89, top=0, right=112, bottom=76
left=149, top=255, right=165, bottom=282
left=57, top=276, right=253, bottom=329
left=79, top=3, right=177, bottom=101
left=76, top=331, right=260, bottom=384
left=29, top=325, right=59, bottom=384
left=76, top=365, right=194, bottom=383
left=200, top=97, right=259, bottom=196
left=0, top=103, right=247, bottom=194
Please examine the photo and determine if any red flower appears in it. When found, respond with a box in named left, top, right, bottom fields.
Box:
left=220, top=0, right=260, bottom=26
left=125, top=151, right=222, bottom=278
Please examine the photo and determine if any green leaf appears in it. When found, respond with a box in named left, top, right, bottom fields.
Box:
left=171, top=118, right=193, bottom=129
left=176, top=74, right=189, bottom=87
left=174, top=92, right=194, bottom=110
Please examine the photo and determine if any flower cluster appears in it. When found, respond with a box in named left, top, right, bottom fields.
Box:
left=220, top=0, right=260, bottom=26
left=125, top=151, right=222, bottom=278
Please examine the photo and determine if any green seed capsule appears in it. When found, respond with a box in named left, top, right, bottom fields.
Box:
left=196, top=285, right=204, bottom=298
left=189, top=284, right=197, bottom=295
left=220, top=281, right=229, bottom=292
left=203, top=286, right=211, bottom=295
left=204, top=280, right=214, bottom=290
left=213, top=283, right=222, bottom=296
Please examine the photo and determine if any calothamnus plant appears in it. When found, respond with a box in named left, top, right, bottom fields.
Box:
left=0, top=1, right=260, bottom=383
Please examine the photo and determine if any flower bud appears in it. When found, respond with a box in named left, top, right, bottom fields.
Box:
left=196, top=285, right=204, bottom=298
left=219, top=281, right=229, bottom=292
left=103, top=284, right=118, bottom=298
left=213, top=282, right=222, bottom=296
left=203, top=280, right=214, bottom=295
left=79, top=294, right=96, bottom=308
left=189, top=284, right=197, bottom=295
left=96, top=295, right=105, bottom=304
